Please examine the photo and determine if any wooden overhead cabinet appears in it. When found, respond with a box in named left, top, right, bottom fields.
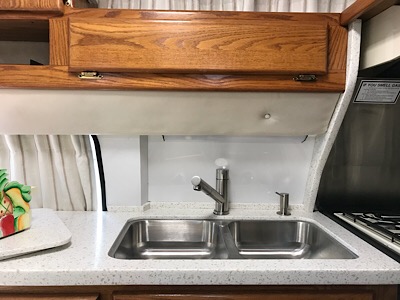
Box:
left=0, top=9, right=347, bottom=92
left=68, top=17, right=328, bottom=75
left=64, top=10, right=345, bottom=91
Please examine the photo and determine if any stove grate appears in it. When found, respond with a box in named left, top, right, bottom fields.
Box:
left=341, top=212, right=400, bottom=245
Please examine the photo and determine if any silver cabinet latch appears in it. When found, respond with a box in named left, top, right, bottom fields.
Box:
left=78, top=71, right=103, bottom=80
left=293, top=74, right=317, bottom=82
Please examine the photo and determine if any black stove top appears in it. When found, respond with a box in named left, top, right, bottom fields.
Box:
left=343, top=212, right=400, bottom=244
left=332, top=212, right=400, bottom=263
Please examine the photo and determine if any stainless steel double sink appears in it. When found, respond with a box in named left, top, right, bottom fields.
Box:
left=109, top=219, right=357, bottom=260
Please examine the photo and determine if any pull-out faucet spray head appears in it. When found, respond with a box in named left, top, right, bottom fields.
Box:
left=191, top=176, right=202, bottom=191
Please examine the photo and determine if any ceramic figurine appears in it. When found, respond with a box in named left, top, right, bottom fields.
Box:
left=0, top=169, right=31, bottom=238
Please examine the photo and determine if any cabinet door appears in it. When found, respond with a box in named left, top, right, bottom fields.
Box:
left=68, top=15, right=328, bottom=75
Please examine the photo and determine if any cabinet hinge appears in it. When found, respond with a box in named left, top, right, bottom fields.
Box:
left=293, top=74, right=317, bottom=82
left=78, top=71, right=103, bottom=80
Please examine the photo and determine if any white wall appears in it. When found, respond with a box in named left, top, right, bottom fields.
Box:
left=360, top=6, right=400, bottom=69
left=100, top=135, right=315, bottom=207
left=148, top=136, right=314, bottom=205
left=99, top=136, right=147, bottom=207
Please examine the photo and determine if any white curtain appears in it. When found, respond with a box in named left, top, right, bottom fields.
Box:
left=0, top=135, right=95, bottom=211
left=98, top=0, right=355, bottom=12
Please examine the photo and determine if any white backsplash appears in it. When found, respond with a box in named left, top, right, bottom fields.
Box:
left=148, top=136, right=315, bottom=205
left=101, top=135, right=315, bottom=207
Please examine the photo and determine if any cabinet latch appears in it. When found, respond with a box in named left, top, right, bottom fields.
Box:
left=293, top=74, right=317, bottom=82
left=78, top=71, right=103, bottom=80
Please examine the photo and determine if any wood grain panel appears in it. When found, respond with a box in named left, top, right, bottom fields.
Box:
left=50, top=18, right=69, bottom=65
left=0, top=295, right=98, bottom=300
left=328, top=25, right=347, bottom=70
left=64, top=8, right=341, bottom=25
left=0, top=0, right=64, bottom=12
left=0, top=0, right=64, bottom=18
left=0, top=65, right=345, bottom=92
left=0, top=285, right=396, bottom=300
left=68, top=18, right=328, bottom=74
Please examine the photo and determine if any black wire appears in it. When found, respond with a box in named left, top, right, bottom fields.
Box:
left=90, top=135, right=107, bottom=212
left=301, top=135, right=308, bottom=143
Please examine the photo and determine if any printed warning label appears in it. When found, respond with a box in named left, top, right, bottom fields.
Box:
left=354, top=80, right=400, bottom=104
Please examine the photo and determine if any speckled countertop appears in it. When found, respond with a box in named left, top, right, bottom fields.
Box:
left=0, top=206, right=399, bottom=286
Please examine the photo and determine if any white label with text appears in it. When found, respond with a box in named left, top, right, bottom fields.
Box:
left=354, top=80, right=400, bottom=104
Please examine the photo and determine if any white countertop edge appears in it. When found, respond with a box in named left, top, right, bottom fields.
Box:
left=2, top=268, right=399, bottom=286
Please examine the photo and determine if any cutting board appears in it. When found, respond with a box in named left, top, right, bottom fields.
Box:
left=0, top=208, right=71, bottom=260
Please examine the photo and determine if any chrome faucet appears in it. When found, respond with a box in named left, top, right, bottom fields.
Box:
left=191, top=168, right=229, bottom=215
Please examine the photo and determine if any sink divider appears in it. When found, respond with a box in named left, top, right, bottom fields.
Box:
left=219, top=225, right=242, bottom=259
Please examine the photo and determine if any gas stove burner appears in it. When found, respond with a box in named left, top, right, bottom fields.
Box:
left=378, top=214, right=400, bottom=220
left=353, top=212, right=400, bottom=222
left=333, top=212, right=400, bottom=261
left=339, top=212, right=400, bottom=245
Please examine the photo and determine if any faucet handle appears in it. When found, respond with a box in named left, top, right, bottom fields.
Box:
left=276, top=192, right=291, bottom=216
left=215, top=158, right=228, bottom=168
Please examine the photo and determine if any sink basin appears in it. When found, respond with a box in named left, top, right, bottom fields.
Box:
left=110, top=220, right=220, bottom=259
left=228, top=220, right=357, bottom=259
left=109, top=219, right=357, bottom=260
